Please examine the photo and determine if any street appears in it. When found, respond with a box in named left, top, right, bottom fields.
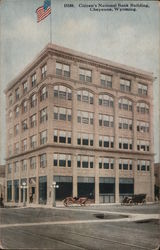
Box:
left=0, top=204, right=159, bottom=249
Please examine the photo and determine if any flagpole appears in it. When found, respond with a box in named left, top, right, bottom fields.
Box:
left=50, top=0, right=52, bottom=43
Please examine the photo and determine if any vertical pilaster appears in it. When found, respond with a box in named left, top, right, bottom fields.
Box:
left=133, top=159, right=137, bottom=194
left=95, top=155, right=99, bottom=204
left=133, top=102, right=137, bottom=151
left=72, top=89, right=77, bottom=146
left=47, top=152, right=53, bottom=205
left=150, top=158, right=155, bottom=201
left=94, top=94, right=99, bottom=148
left=26, top=159, right=30, bottom=204
left=36, top=155, right=39, bottom=204
left=115, top=157, right=119, bottom=203
left=72, top=154, right=77, bottom=197
left=114, top=96, right=119, bottom=150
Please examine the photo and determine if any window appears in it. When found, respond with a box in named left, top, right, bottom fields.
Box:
left=138, top=83, right=148, bottom=96
left=31, top=73, right=36, bottom=87
left=137, top=160, right=150, bottom=172
left=53, top=107, right=72, bottom=122
left=23, top=81, right=28, bottom=94
left=8, top=163, right=12, bottom=174
left=137, top=140, right=149, bottom=152
left=99, top=114, right=114, bottom=127
left=100, top=74, right=112, bottom=88
left=99, top=94, right=113, bottom=107
left=99, top=136, right=114, bottom=148
left=9, top=111, right=12, bottom=122
left=53, top=153, right=71, bottom=167
left=30, top=114, right=37, bottom=128
left=14, top=162, right=19, bottom=173
left=22, top=139, right=27, bottom=152
left=40, top=86, right=48, bottom=101
left=119, top=138, right=132, bottom=150
left=53, top=130, right=71, bottom=144
left=41, top=64, right=47, bottom=79
left=119, top=159, right=132, bottom=170
left=22, top=120, right=28, bottom=131
left=15, top=106, right=19, bottom=118
left=22, top=100, right=27, bottom=113
left=137, top=121, right=149, bottom=133
left=77, top=155, right=94, bottom=168
left=120, top=79, right=131, bottom=92
left=137, top=102, right=149, bottom=114
left=56, top=62, right=70, bottom=77
left=79, top=68, right=92, bottom=82
left=119, top=98, right=132, bottom=111
left=54, top=85, right=72, bottom=100
left=77, top=90, right=93, bottom=104
left=15, top=124, right=19, bottom=135
left=119, top=118, right=132, bottom=130
left=15, top=142, right=19, bottom=154
left=40, top=154, right=47, bottom=168
left=40, top=107, right=48, bottom=123
left=77, top=133, right=93, bottom=146
left=40, top=130, right=47, bottom=145
left=30, top=135, right=37, bottom=149
left=22, top=160, right=27, bottom=172
left=9, top=94, right=13, bottom=105
left=99, top=157, right=114, bottom=169
left=8, top=145, right=12, bottom=157
left=15, top=88, right=20, bottom=101
left=30, top=157, right=36, bottom=169
left=30, top=94, right=37, bottom=108
left=77, top=111, right=93, bottom=125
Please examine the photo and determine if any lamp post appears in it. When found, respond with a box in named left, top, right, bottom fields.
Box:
left=51, top=181, right=59, bottom=207
left=20, top=182, right=27, bottom=207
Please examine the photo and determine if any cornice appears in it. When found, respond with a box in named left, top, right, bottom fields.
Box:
left=5, top=43, right=154, bottom=94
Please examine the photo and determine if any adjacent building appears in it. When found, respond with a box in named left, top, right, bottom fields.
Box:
left=5, top=43, right=154, bottom=205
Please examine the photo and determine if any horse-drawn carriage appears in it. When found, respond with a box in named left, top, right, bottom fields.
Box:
left=63, top=196, right=92, bottom=207
left=121, top=193, right=146, bottom=205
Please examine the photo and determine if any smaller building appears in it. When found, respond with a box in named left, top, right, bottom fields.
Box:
left=0, top=165, right=5, bottom=200
left=154, top=163, right=160, bottom=199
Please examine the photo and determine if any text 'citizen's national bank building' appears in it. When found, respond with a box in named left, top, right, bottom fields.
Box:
left=5, top=43, right=154, bottom=205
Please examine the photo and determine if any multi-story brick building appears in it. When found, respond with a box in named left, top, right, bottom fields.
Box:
left=5, top=43, right=154, bottom=205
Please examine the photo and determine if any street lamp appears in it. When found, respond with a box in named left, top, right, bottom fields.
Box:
left=51, top=181, right=59, bottom=207
left=20, top=182, right=27, bottom=207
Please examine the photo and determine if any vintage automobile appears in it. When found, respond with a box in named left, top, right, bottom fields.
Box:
left=63, top=196, right=89, bottom=207
left=121, top=193, right=146, bottom=205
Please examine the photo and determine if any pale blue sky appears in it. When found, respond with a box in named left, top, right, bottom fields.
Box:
left=0, top=0, right=159, bottom=163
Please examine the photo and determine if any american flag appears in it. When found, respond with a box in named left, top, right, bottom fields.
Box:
left=36, top=0, right=51, bottom=22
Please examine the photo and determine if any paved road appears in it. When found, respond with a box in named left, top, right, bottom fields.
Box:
left=0, top=204, right=159, bottom=249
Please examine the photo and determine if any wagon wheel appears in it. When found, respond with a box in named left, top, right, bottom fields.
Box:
left=63, top=199, right=68, bottom=207
left=66, top=200, right=73, bottom=206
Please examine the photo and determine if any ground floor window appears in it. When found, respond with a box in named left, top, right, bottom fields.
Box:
left=7, top=180, right=12, bottom=202
left=39, top=176, right=47, bottom=204
left=14, top=180, right=19, bottom=203
left=54, top=176, right=72, bottom=200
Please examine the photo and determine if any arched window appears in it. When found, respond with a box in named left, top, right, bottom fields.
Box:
left=118, top=98, right=132, bottom=111
left=99, top=94, right=114, bottom=107
left=30, top=93, right=37, bottom=108
left=137, top=102, right=149, bottom=114
left=54, top=85, right=72, bottom=100
left=77, top=90, right=93, bottom=104
left=15, top=106, right=20, bottom=118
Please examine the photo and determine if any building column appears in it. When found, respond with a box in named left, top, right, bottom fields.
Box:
left=47, top=152, right=53, bottom=205
left=26, top=159, right=30, bottom=204
left=150, top=158, right=155, bottom=201
left=115, top=157, right=119, bottom=203
left=94, top=94, right=99, bottom=148
left=133, top=102, right=137, bottom=151
left=72, top=89, right=77, bottom=146
left=114, top=96, right=119, bottom=150
left=72, top=154, right=77, bottom=197
left=133, top=159, right=137, bottom=194
left=35, top=155, right=39, bottom=204
left=95, top=155, right=99, bottom=204
left=11, top=180, right=14, bottom=202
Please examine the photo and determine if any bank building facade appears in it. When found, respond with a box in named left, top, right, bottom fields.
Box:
left=5, top=43, right=154, bottom=205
